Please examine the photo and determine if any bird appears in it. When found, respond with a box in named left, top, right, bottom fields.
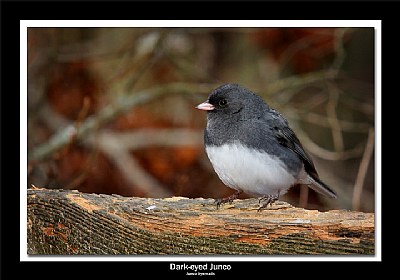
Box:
left=196, top=83, right=337, bottom=211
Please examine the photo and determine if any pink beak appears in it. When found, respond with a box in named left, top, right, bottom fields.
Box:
left=196, top=101, right=215, bottom=111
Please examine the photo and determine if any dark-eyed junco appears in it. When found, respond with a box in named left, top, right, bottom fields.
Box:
left=196, top=83, right=337, bottom=211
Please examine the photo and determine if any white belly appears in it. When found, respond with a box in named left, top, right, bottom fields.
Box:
left=206, top=142, right=298, bottom=197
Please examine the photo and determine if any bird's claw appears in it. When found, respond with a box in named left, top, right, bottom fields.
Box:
left=257, top=193, right=279, bottom=212
left=214, top=190, right=243, bottom=209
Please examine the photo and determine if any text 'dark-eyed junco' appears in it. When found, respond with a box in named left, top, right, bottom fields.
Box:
left=196, top=83, right=337, bottom=211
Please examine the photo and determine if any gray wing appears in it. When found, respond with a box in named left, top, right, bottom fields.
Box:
left=267, top=109, right=318, bottom=177
left=266, top=109, right=337, bottom=198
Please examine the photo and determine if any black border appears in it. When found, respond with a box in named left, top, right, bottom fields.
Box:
left=0, top=1, right=394, bottom=20
left=1, top=0, right=390, bottom=278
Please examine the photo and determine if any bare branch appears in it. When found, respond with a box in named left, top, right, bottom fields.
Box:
left=326, top=82, right=344, bottom=152
left=283, top=109, right=371, bottom=133
left=332, top=28, right=349, bottom=71
left=86, top=129, right=203, bottom=150
left=294, top=128, right=365, bottom=161
left=122, top=30, right=171, bottom=91
left=95, top=134, right=172, bottom=197
left=265, top=69, right=337, bottom=96
left=85, top=128, right=204, bottom=197
left=28, top=82, right=217, bottom=161
left=352, top=128, right=375, bottom=211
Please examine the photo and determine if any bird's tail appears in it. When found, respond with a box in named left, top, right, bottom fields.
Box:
left=306, top=175, right=337, bottom=199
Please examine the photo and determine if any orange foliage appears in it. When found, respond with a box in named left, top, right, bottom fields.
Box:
left=113, top=107, right=172, bottom=130
left=47, top=61, right=99, bottom=120
left=252, top=28, right=337, bottom=73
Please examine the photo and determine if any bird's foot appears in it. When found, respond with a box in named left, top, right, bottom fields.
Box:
left=214, top=190, right=243, bottom=209
left=257, top=192, right=280, bottom=212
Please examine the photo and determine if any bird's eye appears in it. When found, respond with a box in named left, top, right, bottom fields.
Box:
left=218, top=99, right=227, bottom=107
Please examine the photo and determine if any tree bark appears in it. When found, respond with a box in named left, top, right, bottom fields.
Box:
left=27, top=188, right=374, bottom=255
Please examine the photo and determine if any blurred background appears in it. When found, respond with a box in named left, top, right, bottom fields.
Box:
left=27, top=27, right=375, bottom=212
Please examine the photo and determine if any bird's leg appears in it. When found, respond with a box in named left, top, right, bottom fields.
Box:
left=257, top=191, right=280, bottom=212
left=215, top=190, right=243, bottom=209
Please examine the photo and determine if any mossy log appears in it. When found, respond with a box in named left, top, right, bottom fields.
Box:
left=27, top=188, right=374, bottom=255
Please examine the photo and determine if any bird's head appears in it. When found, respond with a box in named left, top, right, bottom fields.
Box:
left=196, top=83, right=268, bottom=120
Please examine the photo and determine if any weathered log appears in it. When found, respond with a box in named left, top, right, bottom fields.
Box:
left=27, top=188, right=374, bottom=255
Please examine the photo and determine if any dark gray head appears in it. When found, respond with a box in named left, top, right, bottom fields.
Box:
left=196, top=83, right=269, bottom=120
